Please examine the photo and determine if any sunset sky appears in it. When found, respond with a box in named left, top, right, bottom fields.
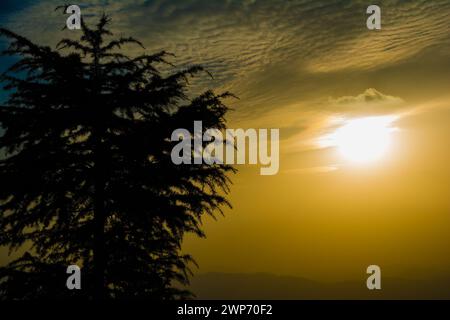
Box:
left=1, top=0, right=450, bottom=289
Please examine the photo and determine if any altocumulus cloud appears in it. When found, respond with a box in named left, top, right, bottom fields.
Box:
left=1, top=0, right=449, bottom=136
left=4, top=0, right=450, bottom=92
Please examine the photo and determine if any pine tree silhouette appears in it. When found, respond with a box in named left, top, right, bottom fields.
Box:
left=0, top=14, right=235, bottom=300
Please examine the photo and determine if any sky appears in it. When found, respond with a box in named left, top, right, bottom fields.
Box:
left=1, top=0, right=450, bottom=290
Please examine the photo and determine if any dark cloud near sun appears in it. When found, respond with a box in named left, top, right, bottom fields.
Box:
left=327, top=88, right=405, bottom=116
left=333, top=88, right=403, bottom=105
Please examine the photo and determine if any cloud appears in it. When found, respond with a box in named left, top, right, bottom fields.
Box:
left=241, top=88, right=405, bottom=131
left=327, top=88, right=405, bottom=116
left=332, top=88, right=403, bottom=105
left=3, top=0, right=450, bottom=98
left=305, top=1, right=450, bottom=73
left=260, top=88, right=406, bottom=155
left=1, top=1, right=449, bottom=154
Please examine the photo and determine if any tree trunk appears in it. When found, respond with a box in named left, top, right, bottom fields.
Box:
left=92, top=50, right=107, bottom=300
left=93, top=135, right=107, bottom=300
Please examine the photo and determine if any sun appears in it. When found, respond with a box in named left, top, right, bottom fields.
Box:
left=329, top=116, right=397, bottom=164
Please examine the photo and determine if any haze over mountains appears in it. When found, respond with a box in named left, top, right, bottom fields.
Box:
left=188, top=272, right=450, bottom=300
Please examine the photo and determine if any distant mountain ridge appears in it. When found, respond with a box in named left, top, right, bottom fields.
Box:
left=187, top=272, right=450, bottom=299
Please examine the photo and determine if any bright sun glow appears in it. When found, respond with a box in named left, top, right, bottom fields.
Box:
left=326, top=116, right=398, bottom=164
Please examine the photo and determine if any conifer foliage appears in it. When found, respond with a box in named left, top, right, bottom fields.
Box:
left=0, top=15, right=234, bottom=299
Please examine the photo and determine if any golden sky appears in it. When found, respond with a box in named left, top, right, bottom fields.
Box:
left=1, top=0, right=450, bottom=286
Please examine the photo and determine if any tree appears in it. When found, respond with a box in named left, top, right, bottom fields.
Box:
left=0, top=14, right=235, bottom=300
